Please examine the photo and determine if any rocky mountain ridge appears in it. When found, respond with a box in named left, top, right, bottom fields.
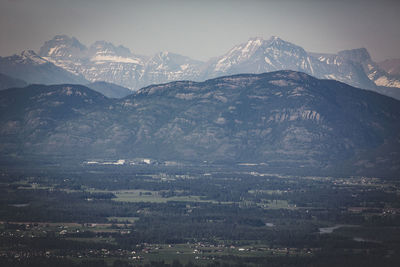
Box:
left=1, top=35, right=400, bottom=99
left=39, top=35, right=400, bottom=97
left=0, top=71, right=399, bottom=176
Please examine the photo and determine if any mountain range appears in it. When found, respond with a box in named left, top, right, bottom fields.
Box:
left=1, top=35, right=400, bottom=100
left=0, top=71, right=399, bottom=176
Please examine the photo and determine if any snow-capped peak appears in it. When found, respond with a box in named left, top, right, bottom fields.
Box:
left=16, top=34, right=399, bottom=97
left=89, top=41, right=132, bottom=58
left=88, top=41, right=142, bottom=64
left=227, top=36, right=301, bottom=60
left=211, top=36, right=313, bottom=76
left=241, top=37, right=264, bottom=53
left=38, top=35, right=87, bottom=59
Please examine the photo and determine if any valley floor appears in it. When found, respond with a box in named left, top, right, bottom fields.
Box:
left=0, top=163, right=399, bottom=266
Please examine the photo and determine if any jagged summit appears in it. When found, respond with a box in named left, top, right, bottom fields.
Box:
left=39, top=36, right=134, bottom=60
left=39, top=35, right=87, bottom=59
left=89, top=41, right=133, bottom=58
left=240, top=36, right=299, bottom=49
left=2, top=34, right=400, bottom=99
left=206, top=35, right=312, bottom=78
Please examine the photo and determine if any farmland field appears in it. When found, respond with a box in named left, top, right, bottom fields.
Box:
left=0, top=163, right=399, bottom=266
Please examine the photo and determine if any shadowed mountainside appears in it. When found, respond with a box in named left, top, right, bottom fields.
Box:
left=0, top=71, right=399, bottom=176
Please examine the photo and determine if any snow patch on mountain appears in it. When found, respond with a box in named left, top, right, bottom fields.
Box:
left=91, top=55, right=142, bottom=64
left=375, top=76, right=400, bottom=88
left=5, top=35, right=400, bottom=98
left=19, top=50, right=48, bottom=65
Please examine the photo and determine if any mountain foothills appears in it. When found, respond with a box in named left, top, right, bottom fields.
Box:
left=1, top=35, right=400, bottom=99
left=0, top=71, right=399, bottom=176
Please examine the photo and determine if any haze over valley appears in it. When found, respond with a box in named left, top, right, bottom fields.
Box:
left=0, top=1, right=399, bottom=267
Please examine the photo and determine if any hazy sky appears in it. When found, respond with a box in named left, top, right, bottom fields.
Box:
left=1, top=0, right=399, bottom=61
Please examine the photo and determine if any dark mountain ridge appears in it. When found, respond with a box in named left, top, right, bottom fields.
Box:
left=0, top=71, right=399, bottom=176
left=85, top=81, right=133, bottom=98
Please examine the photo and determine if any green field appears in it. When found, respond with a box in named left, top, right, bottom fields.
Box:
left=88, top=189, right=230, bottom=204
left=107, top=217, right=139, bottom=223
left=1, top=166, right=399, bottom=267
